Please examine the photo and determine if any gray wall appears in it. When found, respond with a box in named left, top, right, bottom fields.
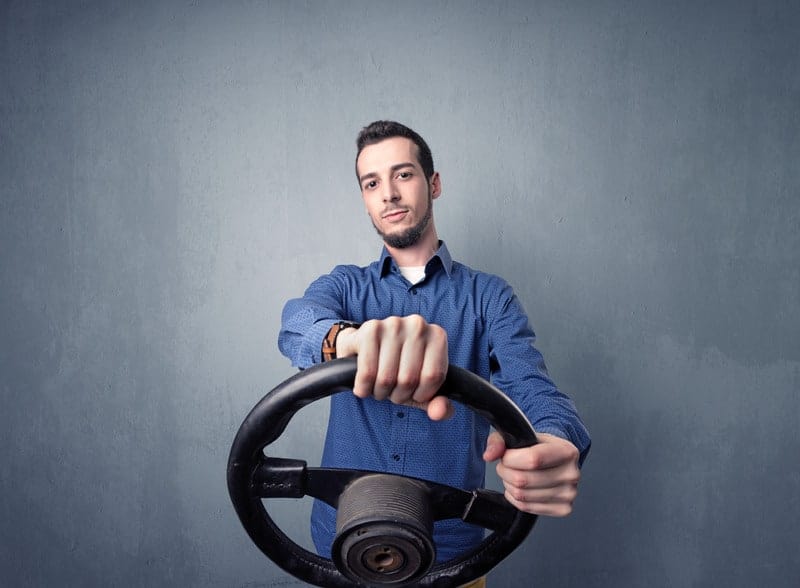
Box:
left=2, top=1, right=798, bottom=586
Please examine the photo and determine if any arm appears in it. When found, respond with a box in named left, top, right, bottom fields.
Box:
left=484, top=281, right=591, bottom=515
left=279, top=272, right=348, bottom=369
left=279, top=270, right=451, bottom=419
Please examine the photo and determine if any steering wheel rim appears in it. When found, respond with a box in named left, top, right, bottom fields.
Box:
left=227, top=358, right=538, bottom=587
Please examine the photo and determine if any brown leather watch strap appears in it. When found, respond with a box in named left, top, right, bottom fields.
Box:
left=322, top=321, right=360, bottom=362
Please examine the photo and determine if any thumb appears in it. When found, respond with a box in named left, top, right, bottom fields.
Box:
left=421, top=396, right=454, bottom=421
left=483, top=431, right=507, bottom=462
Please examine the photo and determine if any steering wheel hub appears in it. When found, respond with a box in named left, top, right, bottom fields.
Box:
left=333, top=474, right=435, bottom=585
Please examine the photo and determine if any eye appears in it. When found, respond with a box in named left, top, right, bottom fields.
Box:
left=397, top=171, right=412, bottom=180
left=363, top=180, right=378, bottom=190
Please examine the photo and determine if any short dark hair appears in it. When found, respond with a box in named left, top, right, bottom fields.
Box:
left=355, top=120, right=435, bottom=181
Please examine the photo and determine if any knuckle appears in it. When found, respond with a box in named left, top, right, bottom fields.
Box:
left=430, top=323, right=447, bottom=340
left=506, top=486, right=525, bottom=502
left=508, top=472, right=528, bottom=489
left=396, top=373, right=420, bottom=391
left=401, top=314, right=426, bottom=338
left=381, top=316, right=402, bottom=335
left=420, top=366, right=446, bottom=387
left=566, top=445, right=580, bottom=462
left=567, top=468, right=581, bottom=486
left=558, top=482, right=578, bottom=502
left=376, top=374, right=397, bottom=390
left=358, top=366, right=378, bottom=385
left=563, top=488, right=578, bottom=504
left=390, top=391, right=412, bottom=405
left=522, top=453, right=542, bottom=470
left=360, top=319, right=379, bottom=336
left=407, top=314, right=427, bottom=328
left=559, top=464, right=581, bottom=486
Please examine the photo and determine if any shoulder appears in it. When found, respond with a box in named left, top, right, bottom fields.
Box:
left=451, top=260, right=513, bottom=294
left=310, top=261, right=381, bottom=291
left=328, top=260, right=382, bottom=279
left=302, top=263, right=366, bottom=292
left=329, top=262, right=368, bottom=276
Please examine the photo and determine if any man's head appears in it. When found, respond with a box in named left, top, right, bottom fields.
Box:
left=355, top=121, right=441, bottom=252
left=355, top=120, right=434, bottom=182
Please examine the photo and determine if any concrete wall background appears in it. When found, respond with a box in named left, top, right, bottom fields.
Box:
left=2, top=1, right=798, bottom=586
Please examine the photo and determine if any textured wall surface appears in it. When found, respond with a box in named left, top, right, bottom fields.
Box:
left=2, top=1, right=798, bottom=586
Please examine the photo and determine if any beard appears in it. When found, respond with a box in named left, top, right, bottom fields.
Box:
left=372, top=192, right=433, bottom=249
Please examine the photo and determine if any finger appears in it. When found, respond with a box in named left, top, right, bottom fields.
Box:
left=412, top=324, right=448, bottom=403
left=482, top=431, right=507, bottom=462
left=391, top=323, right=426, bottom=405
left=373, top=324, right=403, bottom=401
left=501, top=480, right=579, bottom=504
left=353, top=323, right=379, bottom=398
left=500, top=438, right=580, bottom=471
left=496, top=461, right=580, bottom=493
left=500, top=466, right=579, bottom=516
left=502, top=488, right=577, bottom=517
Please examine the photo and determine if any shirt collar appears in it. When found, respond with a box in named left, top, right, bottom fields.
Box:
left=379, top=241, right=454, bottom=279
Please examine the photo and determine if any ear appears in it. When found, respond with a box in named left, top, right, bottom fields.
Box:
left=430, top=171, right=442, bottom=199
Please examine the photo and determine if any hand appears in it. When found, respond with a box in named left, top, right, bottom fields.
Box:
left=335, top=315, right=452, bottom=420
left=483, top=431, right=581, bottom=516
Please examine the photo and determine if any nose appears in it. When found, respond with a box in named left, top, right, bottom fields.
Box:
left=382, top=180, right=400, bottom=202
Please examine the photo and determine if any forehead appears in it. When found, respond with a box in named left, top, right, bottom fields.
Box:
left=356, top=137, right=420, bottom=176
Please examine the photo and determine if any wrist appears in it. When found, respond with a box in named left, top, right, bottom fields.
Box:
left=335, top=327, right=359, bottom=358
left=322, top=321, right=360, bottom=361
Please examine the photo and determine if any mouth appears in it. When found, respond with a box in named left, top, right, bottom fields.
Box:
left=381, top=208, right=408, bottom=221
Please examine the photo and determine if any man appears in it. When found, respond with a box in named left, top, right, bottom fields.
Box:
left=279, top=121, right=591, bottom=585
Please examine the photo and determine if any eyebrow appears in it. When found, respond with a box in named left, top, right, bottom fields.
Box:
left=358, top=162, right=417, bottom=184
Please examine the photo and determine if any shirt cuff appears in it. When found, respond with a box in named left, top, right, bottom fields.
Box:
left=534, top=425, right=570, bottom=441
left=303, top=319, right=338, bottom=366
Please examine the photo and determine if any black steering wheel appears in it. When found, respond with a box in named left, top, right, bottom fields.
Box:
left=227, top=358, right=538, bottom=587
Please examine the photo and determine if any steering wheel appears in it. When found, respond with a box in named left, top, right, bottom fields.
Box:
left=227, top=358, right=538, bottom=587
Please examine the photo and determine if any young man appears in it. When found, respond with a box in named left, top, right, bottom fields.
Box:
left=279, top=121, right=591, bottom=583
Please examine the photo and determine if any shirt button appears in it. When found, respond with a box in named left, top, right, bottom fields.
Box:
left=411, top=289, right=417, bottom=295
left=392, top=454, right=401, bottom=461
left=396, top=411, right=405, bottom=418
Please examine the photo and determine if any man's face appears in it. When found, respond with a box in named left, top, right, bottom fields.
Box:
left=356, top=137, right=440, bottom=249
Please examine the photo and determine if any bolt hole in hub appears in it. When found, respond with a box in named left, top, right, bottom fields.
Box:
left=332, top=474, right=435, bottom=585
left=364, top=545, right=402, bottom=572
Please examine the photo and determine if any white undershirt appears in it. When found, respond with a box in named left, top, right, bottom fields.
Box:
left=399, top=266, right=426, bottom=285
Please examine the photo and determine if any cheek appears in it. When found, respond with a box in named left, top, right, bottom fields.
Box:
left=364, top=205, right=380, bottom=222
left=363, top=197, right=382, bottom=217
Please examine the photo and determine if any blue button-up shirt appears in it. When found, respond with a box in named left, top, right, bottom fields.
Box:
left=279, top=242, right=590, bottom=561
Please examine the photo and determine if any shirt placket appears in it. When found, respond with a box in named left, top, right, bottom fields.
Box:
left=386, top=273, right=424, bottom=474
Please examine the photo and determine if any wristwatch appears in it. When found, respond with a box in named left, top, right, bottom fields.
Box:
left=322, top=321, right=360, bottom=362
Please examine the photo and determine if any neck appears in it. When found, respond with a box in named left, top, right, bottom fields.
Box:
left=385, top=225, right=440, bottom=267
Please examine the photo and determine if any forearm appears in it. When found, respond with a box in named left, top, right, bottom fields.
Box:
left=279, top=299, right=336, bottom=368
left=494, top=349, right=591, bottom=465
left=489, top=288, right=591, bottom=464
left=278, top=274, right=349, bottom=368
